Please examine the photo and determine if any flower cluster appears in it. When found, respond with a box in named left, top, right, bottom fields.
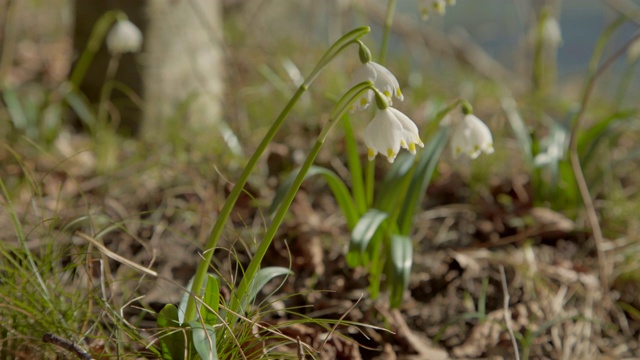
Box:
left=349, top=47, right=493, bottom=163
left=350, top=60, right=422, bottom=163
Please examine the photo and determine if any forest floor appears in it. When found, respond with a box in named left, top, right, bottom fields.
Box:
left=2, top=131, right=639, bottom=359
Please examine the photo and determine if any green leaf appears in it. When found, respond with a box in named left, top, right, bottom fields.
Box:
left=533, top=122, right=567, bottom=177
left=3, top=88, right=28, bottom=130
left=502, top=97, right=533, bottom=164
left=157, top=304, right=187, bottom=360
left=347, top=209, right=389, bottom=268
left=178, top=274, right=219, bottom=324
left=202, top=274, right=221, bottom=326
left=398, top=128, right=449, bottom=235
left=178, top=277, right=196, bottom=324
left=389, top=235, right=412, bottom=308
left=188, top=322, right=219, bottom=360
left=374, top=152, right=415, bottom=212
left=64, top=89, right=96, bottom=130
left=558, top=159, right=579, bottom=207
left=577, top=109, right=635, bottom=164
left=270, top=166, right=359, bottom=229
left=366, top=231, right=385, bottom=299
left=240, top=266, right=293, bottom=311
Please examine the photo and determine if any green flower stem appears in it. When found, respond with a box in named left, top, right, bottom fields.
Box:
left=379, top=0, right=397, bottom=65
left=229, top=83, right=373, bottom=315
left=184, top=27, right=371, bottom=323
left=364, top=0, right=398, bottom=205
left=365, top=149, right=375, bottom=206
left=95, top=54, right=120, bottom=172
left=343, top=118, right=367, bottom=215
left=69, top=10, right=125, bottom=88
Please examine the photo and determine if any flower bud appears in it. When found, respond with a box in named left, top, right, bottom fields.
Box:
left=358, top=41, right=372, bottom=64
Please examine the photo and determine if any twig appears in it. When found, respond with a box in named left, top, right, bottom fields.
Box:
left=499, top=266, right=520, bottom=360
left=75, top=231, right=158, bottom=277
left=296, top=336, right=306, bottom=360
left=567, top=31, right=640, bottom=294
left=42, top=333, right=92, bottom=360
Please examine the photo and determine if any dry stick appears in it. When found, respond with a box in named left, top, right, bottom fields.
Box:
left=567, top=32, right=640, bottom=294
left=42, top=333, right=92, bottom=360
left=296, top=336, right=306, bottom=360
left=499, top=266, right=520, bottom=360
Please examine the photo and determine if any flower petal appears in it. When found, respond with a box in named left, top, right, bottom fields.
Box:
left=388, top=108, right=424, bottom=154
left=350, top=61, right=403, bottom=112
left=370, top=62, right=404, bottom=102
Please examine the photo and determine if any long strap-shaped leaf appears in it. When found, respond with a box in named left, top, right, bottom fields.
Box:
left=388, top=234, right=412, bottom=308
left=270, top=165, right=359, bottom=229
left=374, top=152, right=415, bottom=212
left=398, top=128, right=449, bottom=235
left=346, top=209, right=389, bottom=268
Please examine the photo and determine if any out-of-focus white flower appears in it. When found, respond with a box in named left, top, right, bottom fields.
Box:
left=448, top=114, right=494, bottom=159
left=350, top=61, right=403, bottom=111
left=363, top=107, right=424, bottom=163
left=106, top=19, right=143, bottom=55
left=420, top=0, right=447, bottom=20
left=542, top=16, right=562, bottom=47
left=628, top=37, right=640, bottom=63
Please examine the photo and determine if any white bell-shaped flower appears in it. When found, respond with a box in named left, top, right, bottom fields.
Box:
left=628, top=37, right=640, bottom=63
left=350, top=62, right=403, bottom=111
left=363, top=107, right=423, bottom=163
left=542, top=16, right=562, bottom=47
left=106, top=19, right=143, bottom=55
left=450, top=114, right=494, bottom=159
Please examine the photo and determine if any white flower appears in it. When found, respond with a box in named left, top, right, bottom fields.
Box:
left=106, top=19, right=143, bottom=55
left=350, top=62, right=403, bottom=111
left=449, top=114, right=494, bottom=159
left=542, top=16, right=562, bottom=47
left=628, top=37, right=640, bottom=63
left=420, top=0, right=447, bottom=20
left=363, top=107, right=424, bottom=163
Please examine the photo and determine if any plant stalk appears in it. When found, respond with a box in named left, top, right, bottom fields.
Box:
left=228, top=84, right=373, bottom=315
left=184, top=27, right=371, bottom=323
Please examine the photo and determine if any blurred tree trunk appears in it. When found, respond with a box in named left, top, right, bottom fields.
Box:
left=72, top=0, right=223, bottom=141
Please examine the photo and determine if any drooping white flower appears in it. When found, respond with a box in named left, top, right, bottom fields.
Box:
left=106, top=19, right=143, bottom=55
left=628, top=37, right=640, bottom=63
left=449, top=114, right=494, bottom=159
left=542, top=16, right=562, bottom=48
left=350, top=62, right=403, bottom=111
left=363, top=107, right=424, bottom=163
